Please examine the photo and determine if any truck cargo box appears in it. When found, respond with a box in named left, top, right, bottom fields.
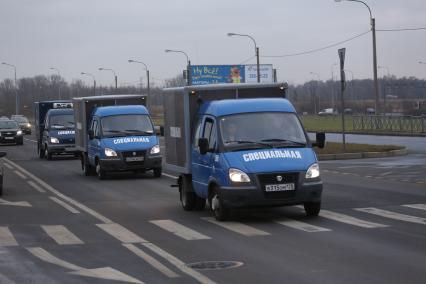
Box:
left=163, top=83, right=287, bottom=173
left=73, top=95, right=147, bottom=152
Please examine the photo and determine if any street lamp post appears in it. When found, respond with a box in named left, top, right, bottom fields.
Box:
left=128, top=59, right=150, bottom=99
left=1, top=62, right=18, bottom=114
left=98, top=68, right=117, bottom=93
left=81, top=72, right=96, bottom=96
left=165, top=49, right=191, bottom=85
left=227, top=32, right=260, bottom=83
left=50, top=67, right=61, bottom=99
left=310, top=72, right=321, bottom=112
left=335, top=0, right=379, bottom=114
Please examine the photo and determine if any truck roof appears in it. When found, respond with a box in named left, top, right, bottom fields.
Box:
left=93, top=105, right=149, bottom=117
left=73, top=94, right=145, bottom=101
left=199, top=98, right=296, bottom=117
left=47, top=108, right=74, bottom=115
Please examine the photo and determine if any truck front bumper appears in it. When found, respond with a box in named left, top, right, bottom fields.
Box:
left=48, top=144, right=78, bottom=155
left=219, top=181, right=322, bottom=209
left=99, top=155, right=162, bottom=172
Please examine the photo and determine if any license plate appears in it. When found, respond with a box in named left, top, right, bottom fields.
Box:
left=5, top=137, right=14, bottom=140
left=126, top=156, right=144, bottom=162
left=265, top=183, right=295, bottom=192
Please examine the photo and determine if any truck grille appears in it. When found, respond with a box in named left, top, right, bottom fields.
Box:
left=121, top=150, right=146, bottom=165
left=257, top=172, right=299, bottom=199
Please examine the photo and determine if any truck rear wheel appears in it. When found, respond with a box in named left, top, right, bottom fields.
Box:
left=180, top=175, right=204, bottom=211
left=211, top=187, right=230, bottom=221
left=304, top=202, right=321, bottom=216
left=82, top=155, right=94, bottom=176
left=38, top=143, right=45, bottom=159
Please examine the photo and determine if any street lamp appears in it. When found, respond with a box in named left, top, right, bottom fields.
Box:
left=50, top=67, right=61, bottom=99
left=227, top=32, right=260, bottom=83
left=81, top=72, right=96, bottom=96
left=128, top=59, right=150, bottom=99
left=1, top=62, right=18, bottom=114
left=165, top=49, right=191, bottom=85
left=335, top=0, right=379, bottom=114
left=98, top=67, right=117, bottom=92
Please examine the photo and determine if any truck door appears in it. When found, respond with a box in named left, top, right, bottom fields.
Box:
left=88, top=118, right=101, bottom=165
left=192, top=116, right=217, bottom=198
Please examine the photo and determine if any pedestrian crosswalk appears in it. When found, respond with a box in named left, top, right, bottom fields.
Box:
left=0, top=204, right=425, bottom=248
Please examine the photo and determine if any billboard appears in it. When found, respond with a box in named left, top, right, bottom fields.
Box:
left=190, top=64, right=274, bottom=85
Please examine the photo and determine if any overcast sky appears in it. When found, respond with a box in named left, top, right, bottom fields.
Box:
left=1, top=0, right=425, bottom=87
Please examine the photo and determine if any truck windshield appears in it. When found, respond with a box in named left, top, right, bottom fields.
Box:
left=0, top=121, right=19, bottom=129
left=12, top=117, right=29, bottom=123
left=219, top=112, right=307, bottom=150
left=50, top=114, right=75, bottom=129
left=101, top=115, right=154, bottom=137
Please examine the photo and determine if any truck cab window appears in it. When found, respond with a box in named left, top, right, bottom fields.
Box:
left=203, top=118, right=216, bottom=150
left=193, top=117, right=202, bottom=147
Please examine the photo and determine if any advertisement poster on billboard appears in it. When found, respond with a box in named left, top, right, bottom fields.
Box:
left=245, top=64, right=274, bottom=83
left=190, top=65, right=245, bottom=85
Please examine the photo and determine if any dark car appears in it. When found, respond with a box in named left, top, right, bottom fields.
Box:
left=0, top=152, right=6, bottom=195
left=11, top=115, right=32, bottom=134
left=0, top=120, right=24, bottom=145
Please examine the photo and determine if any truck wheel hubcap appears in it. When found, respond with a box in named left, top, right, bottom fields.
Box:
left=212, top=194, right=219, bottom=211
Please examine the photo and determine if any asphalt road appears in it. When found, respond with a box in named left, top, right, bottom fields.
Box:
left=0, top=134, right=425, bottom=284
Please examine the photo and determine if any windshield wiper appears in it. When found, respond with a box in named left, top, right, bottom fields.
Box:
left=261, top=138, right=306, bottom=146
left=124, top=129, right=154, bottom=135
left=225, top=140, right=274, bottom=148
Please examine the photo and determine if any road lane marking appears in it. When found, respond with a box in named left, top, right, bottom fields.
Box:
left=0, top=198, right=31, bottom=207
left=97, top=223, right=148, bottom=243
left=123, top=244, right=179, bottom=278
left=275, top=218, right=331, bottom=232
left=161, top=173, right=178, bottom=179
left=319, top=210, right=388, bottom=228
left=27, top=180, right=46, bottom=193
left=41, top=225, right=84, bottom=245
left=141, top=242, right=216, bottom=284
left=0, top=227, right=18, bottom=246
left=23, top=138, right=37, bottom=143
left=13, top=170, right=27, bottom=179
left=355, top=207, right=426, bottom=225
left=201, top=217, right=270, bottom=236
left=4, top=158, right=215, bottom=284
left=150, top=220, right=211, bottom=240
left=3, top=163, right=14, bottom=170
left=402, top=204, right=426, bottom=211
left=49, top=197, right=80, bottom=214
left=27, top=247, right=144, bottom=283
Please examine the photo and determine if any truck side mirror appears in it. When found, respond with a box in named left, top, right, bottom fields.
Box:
left=312, top=132, right=325, bottom=149
left=88, top=130, right=94, bottom=140
left=0, top=152, right=6, bottom=158
left=198, top=138, right=209, bottom=155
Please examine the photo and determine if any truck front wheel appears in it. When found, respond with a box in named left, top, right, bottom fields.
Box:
left=45, top=145, right=52, bottom=160
left=95, top=160, right=107, bottom=180
left=304, top=202, right=321, bottom=216
left=38, top=143, right=45, bottom=159
left=210, top=187, right=230, bottom=221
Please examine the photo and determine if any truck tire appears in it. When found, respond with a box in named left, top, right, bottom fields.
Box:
left=45, top=145, right=52, bottom=160
left=82, top=155, right=94, bottom=176
left=211, top=187, right=230, bottom=221
left=304, top=202, right=321, bottom=216
left=95, top=160, right=107, bottom=180
left=180, top=175, right=197, bottom=211
left=153, top=167, right=162, bottom=178
left=38, top=143, right=45, bottom=159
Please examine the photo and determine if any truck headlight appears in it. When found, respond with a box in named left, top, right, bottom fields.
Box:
left=104, top=148, right=117, bottom=157
left=306, top=163, right=320, bottom=179
left=49, top=137, right=59, bottom=143
left=27, top=123, right=31, bottom=127
left=150, top=144, right=160, bottom=154
left=17, top=130, right=23, bottom=136
left=229, top=168, right=251, bottom=183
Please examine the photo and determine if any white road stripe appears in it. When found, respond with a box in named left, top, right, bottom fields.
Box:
left=201, top=217, right=270, bottom=236
left=41, top=225, right=84, bottom=245
left=275, top=218, right=331, bottom=232
left=355, top=207, right=426, bottom=225
left=0, top=227, right=18, bottom=247
left=402, top=204, right=426, bottom=211
left=27, top=247, right=84, bottom=271
left=161, top=173, right=178, bottom=179
left=49, top=197, right=80, bottom=214
left=69, top=267, right=144, bottom=284
left=3, top=163, right=14, bottom=170
left=123, top=244, right=179, bottom=278
left=320, top=210, right=388, bottom=228
left=27, top=180, right=46, bottom=193
left=150, top=220, right=211, bottom=240
left=0, top=198, right=31, bottom=207
left=13, top=170, right=27, bottom=179
left=97, top=223, right=148, bottom=243
left=142, top=242, right=216, bottom=284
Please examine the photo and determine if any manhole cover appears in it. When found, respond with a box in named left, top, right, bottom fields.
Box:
left=186, top=261, right=243, bottom=271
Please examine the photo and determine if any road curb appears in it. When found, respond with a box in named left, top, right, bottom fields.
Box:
left=318, top=148, right=407, bottom=161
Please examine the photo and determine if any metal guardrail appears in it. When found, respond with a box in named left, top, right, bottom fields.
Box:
left=353, top=115, right=426, bottom=133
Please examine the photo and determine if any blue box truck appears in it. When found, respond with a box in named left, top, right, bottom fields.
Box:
left=34, top=101, right=76, bottom=160
left=163, top=83, right=325, bottom=221
left=73, top=95, right=162, bottom=180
